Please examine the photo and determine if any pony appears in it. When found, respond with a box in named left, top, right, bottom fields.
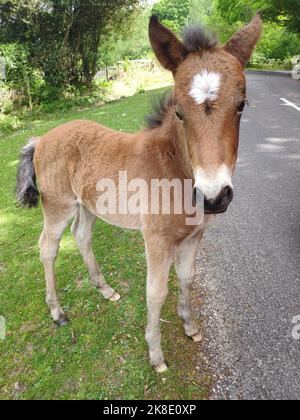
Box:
left=16, top=13, right=262, bottom=372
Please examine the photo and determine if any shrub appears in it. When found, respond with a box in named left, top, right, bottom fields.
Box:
left=0, top=83, right=14, bottom=114
left=0, top=114, right=22, bottom=134
left=256, top=23, right=300, bottom=61
left=0, top=44, right=47, bottom=110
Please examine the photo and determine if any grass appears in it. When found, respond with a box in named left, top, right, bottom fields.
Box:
left=0, top=88, right=210, bottom=400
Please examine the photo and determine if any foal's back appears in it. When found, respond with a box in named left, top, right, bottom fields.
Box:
left=34, top=119, right=137, bottom=203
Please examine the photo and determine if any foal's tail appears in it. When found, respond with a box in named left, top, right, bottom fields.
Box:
left=16, top=137, right=40, bottom=208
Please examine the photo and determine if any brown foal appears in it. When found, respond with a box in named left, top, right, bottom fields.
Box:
left=16, top=14, right=262, bottom=372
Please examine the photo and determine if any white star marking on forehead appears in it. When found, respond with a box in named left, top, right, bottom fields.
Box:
left=189, top=70, right=221, bottom=105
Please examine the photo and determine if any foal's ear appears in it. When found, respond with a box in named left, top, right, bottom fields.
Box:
left=224, top=12, right=263, bottom=67
left=149, top=16, right=188, bottom=74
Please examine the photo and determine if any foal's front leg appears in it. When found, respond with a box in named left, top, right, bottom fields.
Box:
left=144, top=231, right=173, bottom=373
left=175, top=235, right=203, bottom=342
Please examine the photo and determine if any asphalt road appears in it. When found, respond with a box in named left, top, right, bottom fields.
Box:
left=195, top=72, right=300, bottom=400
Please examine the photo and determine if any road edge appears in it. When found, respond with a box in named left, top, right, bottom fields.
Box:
left=246, top=69, right=292, bottom=78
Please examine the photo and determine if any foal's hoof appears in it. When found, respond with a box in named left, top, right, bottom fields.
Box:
left=108, top=292, right=121, bottom=302
left=55, top=315, right=70, bottom=328
left=190, top=332, right=202, bottom=343
left=154, top=362, right=168, bottom=373
left=102, top=286, right=121, bottom=302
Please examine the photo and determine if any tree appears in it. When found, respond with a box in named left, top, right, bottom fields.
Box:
left=189, top=0, right=214, bottom=24
left=101, top=10, right=152, bottom=64
left=0, top=0, right=142, bottom=94
left=152, top=0, right=192, bottom=33
left=217, top=0, right=300, bottom=35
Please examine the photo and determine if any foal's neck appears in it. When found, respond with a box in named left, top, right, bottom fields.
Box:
left=150, top=107, right=194, bottom=180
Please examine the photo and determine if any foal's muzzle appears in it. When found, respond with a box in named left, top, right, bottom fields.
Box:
left=193, top=186, right=234, bottom=214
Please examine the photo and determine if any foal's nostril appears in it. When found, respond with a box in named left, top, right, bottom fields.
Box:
left=204, top=185, right=233, bottom=214
left=222, top=186, right=234, bottom=204
left=192, top=187, right=197, bottom=207
left=204, top=186, right=233, bottom=214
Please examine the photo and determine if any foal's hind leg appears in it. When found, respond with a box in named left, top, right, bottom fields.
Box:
left=40, top=201, right=77, bottom=326
left=175, top=234, right=203, bottom=342
left=71, top=205, right=120, bottom=302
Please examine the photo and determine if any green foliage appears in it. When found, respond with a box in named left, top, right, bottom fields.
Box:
left=213, top=0, right=300, bottom=60
left=216, top=0, right=300, bottom=35
left=99, top=10, right=152, bottom=65
left=205, top=2, right=238, bottom=43
left=0, top=43, right=38, bottom=109
left=189, top=0, right=215, bottom=24
left=152, top=0, right=192, bottom=33
left=151, top=0, right=300, bottom=61
left=0, top=113, right=22, bottom=133
left=0, top=0, right=141, bottom=101
left=255, top=22, right=300, bottom=60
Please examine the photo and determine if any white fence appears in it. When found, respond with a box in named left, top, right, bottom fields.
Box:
left=95, top=59, right=154, bottom=82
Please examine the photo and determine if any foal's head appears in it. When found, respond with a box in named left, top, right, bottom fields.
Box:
left=149, top=13, right=262, bottom=214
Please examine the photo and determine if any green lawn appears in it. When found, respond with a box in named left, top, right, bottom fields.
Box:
left=0, top=89, right=210, bottom=400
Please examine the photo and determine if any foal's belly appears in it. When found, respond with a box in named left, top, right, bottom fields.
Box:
left=84, top=194, right=216, bottom=237
left=96, top=213, right=142, bottom=231
left=81, top=198, right=142, bottom=230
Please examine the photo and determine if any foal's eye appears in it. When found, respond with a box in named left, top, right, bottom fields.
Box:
left=175, top=110, right=184, bottom=123
left=237, top=101, right=246, bottom=114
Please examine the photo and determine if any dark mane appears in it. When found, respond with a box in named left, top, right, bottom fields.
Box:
left=182, top=25, right=218, bottom=52
left=145, top=92, right=173, bottom=130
